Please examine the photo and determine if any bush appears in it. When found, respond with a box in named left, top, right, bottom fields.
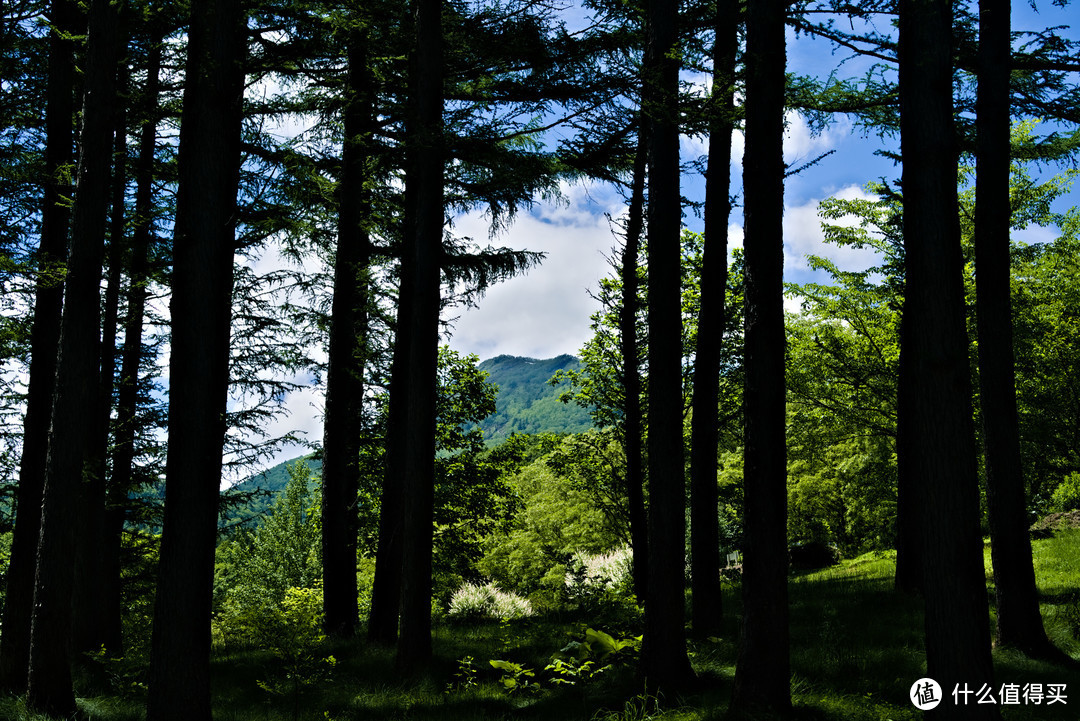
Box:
left=1050, top=472, right=1080, bottom=513
left=447, top=582, right=534, bottom=622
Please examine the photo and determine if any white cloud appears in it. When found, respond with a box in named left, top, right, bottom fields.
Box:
left=783, top=184, right=881, bottom=276
left=445, top=180, right=619, bottom=360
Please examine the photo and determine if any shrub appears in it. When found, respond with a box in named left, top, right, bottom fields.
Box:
left=447, top=582, right=534, bottom=622
left=565, top=547, right=632, bottom=592
left=1050, top=472, right=1080, bottom=514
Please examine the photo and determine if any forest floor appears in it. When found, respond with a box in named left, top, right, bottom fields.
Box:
left=4, top=530, right=1080, bottom=720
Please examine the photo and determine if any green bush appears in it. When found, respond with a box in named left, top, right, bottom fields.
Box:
left=1049, top=472, right=1080, bottom=513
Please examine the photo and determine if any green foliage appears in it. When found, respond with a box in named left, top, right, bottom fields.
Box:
left=213, top=460, right=322, bottom=648
left=254, top=587, right=336, bottom=705
left=477, top=455, right=622, bottom=603
left=488, top=658, right=539, bottom=695
left=1049, top=472, right=1080, bottom=514
left=476, top=355, right=593, bottom=443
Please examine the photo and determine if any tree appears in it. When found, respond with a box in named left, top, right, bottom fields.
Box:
left=389, top=0, right=444, bottom=670
left=898, top=0, right=998, bottom=711
left=689, top=0, right=737, bottom=638
left=640, top=0, right=694, bottom=691
left=974, top=0, right=1061, bottom=662
left=322, top=9, right=375, bottom=639
left=26, top=0, right=122, bottom=713
left=0, top=0, right=76, bottom=692
left=145, top=0, right=245, bottom=716
left=731, top=0, right=790, bottom=710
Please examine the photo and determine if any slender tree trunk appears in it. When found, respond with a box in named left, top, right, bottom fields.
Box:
left=145, top=0, right=244, bottom=717
left=640, top=0, right=695, bottom=692
left=394, top=0, right=444, bottom=672
left=26, top=0, right=121, bottom=714
left=899, top=0, right=999, bottom=713
left=74, top=52, right=129, bottom=657
left=0, top=0, right=76, bottom=692
left=103, top=28, right=163, bottom=659
left=323, top=22, right=374, bottom=639
left=689, top=0, right=736, bottom=639
left=975, top=0, right=1060, bottom=663
left=619, top=120, right=648, bottom=604
left=731, top=0, right=790, bottom=711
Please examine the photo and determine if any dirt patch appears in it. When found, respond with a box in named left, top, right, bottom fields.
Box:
left=1030, top=509, right=1080, bottom=538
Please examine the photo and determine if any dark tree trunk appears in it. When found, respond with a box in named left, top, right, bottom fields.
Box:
left=145, top=0, right=244, bottom=717
left=619, top=120, right=648, bottom=604
left=26, top=0, right=121, bottom=714
left=103, top=28, right=164, bottom=659
left=689, top=0, right=736, bottom=639
left=731, top=0, right=790, bottom=711
left=893, top=331, right=923, bottom=595
left=322, top=22, right=374, bottom=639
left=0, top=0, right=76, bottom=692
left=899, top=0, right=999, bottom=713
left=975, top=0, right=1059, bottom=662
left=74, top=53, right=129, bottom=657
left=394, top=0, right=444, bottom=672
left=640, top=0, right=694, bottom=692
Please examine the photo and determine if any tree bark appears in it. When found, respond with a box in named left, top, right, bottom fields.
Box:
left=323, top=21, right=374, bottom=639
left=640, top=0, right=695, bottom=692
left=103, top=27, right=164, bottom=659
left=899, top=0, right=999, bottom=713
left=0, top=0, right=76, bottom=692
left=26, top=0, right=121, bottom=714
left=619, top=119, right=648, bottom=604
left=145, top=0, right=244, bottom=717
left=689, top=0, right=736, bottom=639
left=731, top=0, right=790, bottom=711
left=975, top=0, right=1060, bottom=663
left=394, top=0, right=444, bottom=672
left=74, top=49, right=129, bottom=657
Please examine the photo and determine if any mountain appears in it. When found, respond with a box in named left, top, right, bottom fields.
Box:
left=219, top=354, right=593, bottom=524
left=475, top=354, right=593, bottom=444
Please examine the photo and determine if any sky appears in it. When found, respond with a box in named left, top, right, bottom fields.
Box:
left=252, top=0, right=1079, bottom=471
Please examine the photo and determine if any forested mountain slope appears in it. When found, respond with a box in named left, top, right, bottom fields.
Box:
left=222, top=354, right=592, bottom=523
left=475, top=354, right=593, bottom=443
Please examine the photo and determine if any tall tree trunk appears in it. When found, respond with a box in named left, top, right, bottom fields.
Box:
left=640, top=0, right=694, bottom=692
left=0, top=0, right=76, bottom=692
left=103, top=27, right=164, bottom=659
left=145, top=0, right=244, bottom=717
left=26, top=0, right=121, bottom=714
left=619, top=119, right=648, bottom=604
left=394, top=0, right=444, bottom=672
left=323, top=21, right=373, bottom=639
left=689, top=0, right=736, bottom=639
left=74, top=52, right=129, bottom=657
left=975, top=0, right=1060, bottom=663
left=899, top=0, right=999, bottom=712
left=731, top=0, right=790, bottom=710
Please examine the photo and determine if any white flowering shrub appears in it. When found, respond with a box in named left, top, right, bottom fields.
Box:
left=447, top=582, right=534, bottom=622
left=565, top=547, right=633, bottom=592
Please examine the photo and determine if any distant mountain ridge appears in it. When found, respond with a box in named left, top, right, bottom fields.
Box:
left=222, top=354, right=593, bottom=520
left=475, top=354, right=592, bottom=444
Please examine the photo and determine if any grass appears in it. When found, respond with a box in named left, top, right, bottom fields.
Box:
left=5, top=533, right=1080, bottom=720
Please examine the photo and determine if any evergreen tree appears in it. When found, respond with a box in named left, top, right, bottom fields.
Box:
left=146, top=0, right=245, bottom=716
left=732, top=0, right=791, bottom=710
left=898, top=0, right=998, bottom=712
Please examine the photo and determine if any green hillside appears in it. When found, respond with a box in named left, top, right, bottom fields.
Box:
left=476, top=354, right=593, bottom=443
left=219, top=354, right=592, bottom=524
left=220, top=456, right=322, bottom=528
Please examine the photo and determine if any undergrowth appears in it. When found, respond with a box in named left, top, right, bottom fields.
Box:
left=5, top=535, right=1080, bottom=720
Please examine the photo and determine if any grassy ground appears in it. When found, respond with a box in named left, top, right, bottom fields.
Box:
left=3, top=532, right=1080, bottom=720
